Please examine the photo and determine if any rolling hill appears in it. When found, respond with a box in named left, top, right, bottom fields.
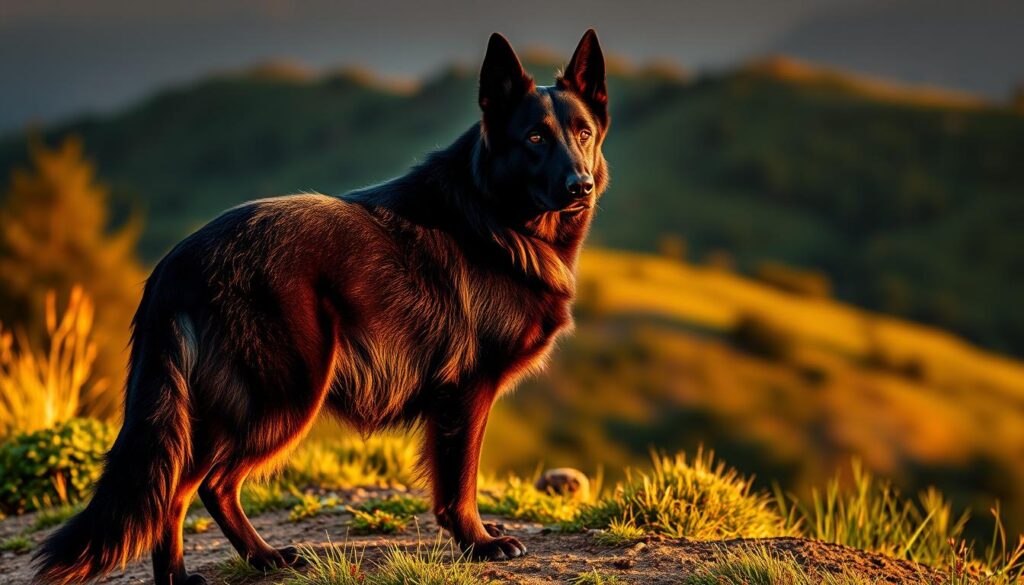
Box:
left=2, top=56, right=1021, bottom=357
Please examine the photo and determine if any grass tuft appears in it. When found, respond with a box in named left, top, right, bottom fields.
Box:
left=30, top=502, right=83, bottom=532
left=216, top=554, right=279, bottom=584
left=593, top=516, right=647, bottom=546
left=370, top=537, right=482, bottom=585
left=576, top=448, right=787, bottom=539
left=240, top=482, right=299, bottom=516
left=570, top=569, right=627, bottom=584
left=0, top=534, right=32, bottom=553
left=285, top=540, right=366, bottom=585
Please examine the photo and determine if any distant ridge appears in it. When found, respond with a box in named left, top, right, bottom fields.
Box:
left=741, top=55, right=989, bottom=110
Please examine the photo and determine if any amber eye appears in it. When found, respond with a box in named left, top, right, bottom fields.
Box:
left=528, top=132, right=544, bottom=144
left=579, top=129, right=592, bottom=143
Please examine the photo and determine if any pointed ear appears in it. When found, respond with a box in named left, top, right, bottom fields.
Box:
left=558, top=29, right=608, bottom=125
left=479, top=33, right=534, bottom=121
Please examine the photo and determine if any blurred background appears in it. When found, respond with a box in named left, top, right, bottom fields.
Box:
left=1, top=0, right=1022, bottom=541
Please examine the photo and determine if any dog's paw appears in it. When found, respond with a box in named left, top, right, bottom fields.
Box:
left=468, top=535, right=527, bottom=561
left=277, top=545, right=307, bottom=568
left=483, top=522, right=507, bottom=537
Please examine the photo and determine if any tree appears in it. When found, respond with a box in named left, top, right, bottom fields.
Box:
left=0, top=137, right=145, bottom=418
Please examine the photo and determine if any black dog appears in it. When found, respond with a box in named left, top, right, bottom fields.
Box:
left=35, top=29, right=609, bottom=585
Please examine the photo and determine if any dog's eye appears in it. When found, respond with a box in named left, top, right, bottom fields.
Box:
left=579, top=129, right=592, bottom=143
left=528, top=132, right=544, bottom=144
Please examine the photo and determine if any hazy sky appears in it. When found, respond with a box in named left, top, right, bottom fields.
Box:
left=1, top=0, right=1020, bottom=132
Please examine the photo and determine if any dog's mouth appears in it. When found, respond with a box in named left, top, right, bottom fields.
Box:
left=561, top=200, right=593, bottom=214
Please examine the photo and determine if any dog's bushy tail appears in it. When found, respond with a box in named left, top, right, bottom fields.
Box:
left=33, top=314, right=196, bottom=585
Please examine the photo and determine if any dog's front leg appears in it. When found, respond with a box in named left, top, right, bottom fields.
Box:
left=424, top=384, right=527, bottom=560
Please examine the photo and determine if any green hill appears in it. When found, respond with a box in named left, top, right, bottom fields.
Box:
left=1, top=56, right=1023, bottom=355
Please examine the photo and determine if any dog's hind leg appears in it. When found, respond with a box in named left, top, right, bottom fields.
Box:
left=197, top=463, right=302, bottom=570
left=152, top=466, right=212, bottom=585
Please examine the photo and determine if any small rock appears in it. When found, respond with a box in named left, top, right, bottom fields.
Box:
left=534, top=467, right=590, bottom=501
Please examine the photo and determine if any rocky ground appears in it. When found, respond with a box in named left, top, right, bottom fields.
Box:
left=0, top=497, right=943, bottom=584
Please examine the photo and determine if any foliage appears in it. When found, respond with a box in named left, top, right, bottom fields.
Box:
left=183, top=514, right=213, bottom=534
left=283, top=436, right=418, bottom=489
left=347, top=508, right=410, bottom=535
left=356, top=494, right=429, bottom=517
left=592, top=517, right=647, bottom=546
left=217, top=554, right=277, bottom=584
left=479, top=475, right=584, bottom=525
left=0, top=288, right=108, bottom=437
left=240, top=481, right=299, bottom=516
left=286, top=541, right=366, bottom=585
left=288, top=537, right=481, bottom=585
left=575, top=450, right=788, bottom=539
left=0, top=137, right=145, bottom=408
left=0, top=535, right=32, bottom=554
left=570, top=569, right=626, bottom=585
left=0, top=417, right=116, bottom=514
left=30, top=502, right=84, bottom=532
left=368, top=537, right=482, bottom=585
left=683, top=547, right=873, bottom=585
left=775, top=460, right=968, bottom=567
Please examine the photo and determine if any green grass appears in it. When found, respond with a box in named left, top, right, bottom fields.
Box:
left=283, top=436, right=418, bottom=489
left=575, top=449, right=788, bottom=539
left=355, top=494, right=429, bottom=517
left=592, top=517, right=647, bottom=546
left=286, top=541, right=366, bottom=585
left=347, top=508, right=410, bottom=535
left=29, top=502, right=83, bottom=532
left=287, top=537, right=481, bottom=585
left=479, top=474, right=585, bottom=525
left=570, top=569, right=627, bottom=584
left=0, top=534, right=32, bottom=553
left=684, top=547, right=881, bottom=585
left=240, top=482, right=299, bottom=516
left=216, top=554, right=279, bottom=584
left=774, top=460, right=967, bottom=567
left=369, top=538, right=482, bottom=585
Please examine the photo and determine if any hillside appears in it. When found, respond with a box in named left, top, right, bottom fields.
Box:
left=2, top=57, right=1024, bottom=356
left=0, top=57, right=1022, bottom=356
left=487, top=248, right=1024, bottom=538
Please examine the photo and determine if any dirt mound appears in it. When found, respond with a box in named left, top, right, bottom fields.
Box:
left=0, top=507, right=941, bottom=584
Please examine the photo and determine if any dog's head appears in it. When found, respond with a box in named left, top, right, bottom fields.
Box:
left=476, top=30, right=609, bottom=223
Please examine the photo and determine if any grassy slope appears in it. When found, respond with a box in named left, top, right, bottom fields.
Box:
left=0, top=57, right=1023, bottom=354
left=489, top=248, right=1024, bottom=537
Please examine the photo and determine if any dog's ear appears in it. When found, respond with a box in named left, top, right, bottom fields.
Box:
left=559, top=29, right=608, bottom=125
left=479, top=33, right=534, bottom=126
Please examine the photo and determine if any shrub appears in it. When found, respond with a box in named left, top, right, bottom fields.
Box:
left=576, top=449, right=788, bottom=539
left=0, top=288, right=110, bottom=438
left=0, top=417, right=116, bottom=514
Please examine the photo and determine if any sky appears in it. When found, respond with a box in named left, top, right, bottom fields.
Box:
left=1, top=0, right=1021, bottom=133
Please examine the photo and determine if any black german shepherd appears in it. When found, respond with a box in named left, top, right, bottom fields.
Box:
left=35, top=29, right=608, bottom=585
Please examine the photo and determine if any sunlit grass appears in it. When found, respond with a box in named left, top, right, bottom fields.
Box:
left=216, top=554, right=278, bottom=584
left=288, top=536, right=481, bottom=585
left=575, top=449, right=788, bottom=539
left=0, top=287, right=108, bottom=438
left=775, top=460, right=967, bottom=567
left=570, top=569, right=626, bottom=585
left=479, top=474, right=585, bottom=525
left=283, top=436, right=418, bottom=490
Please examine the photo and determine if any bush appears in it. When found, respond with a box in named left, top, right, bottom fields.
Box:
left=0, top=417, right=116, bottom=513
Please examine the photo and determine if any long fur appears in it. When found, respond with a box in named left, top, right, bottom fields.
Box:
left=34, top=29, right=609, bottom=584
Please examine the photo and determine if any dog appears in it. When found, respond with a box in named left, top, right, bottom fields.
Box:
left=35, top=29, right=609, bottom=585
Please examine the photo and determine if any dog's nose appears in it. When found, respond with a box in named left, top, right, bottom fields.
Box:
left=566, top=174, right=595, bottom=197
